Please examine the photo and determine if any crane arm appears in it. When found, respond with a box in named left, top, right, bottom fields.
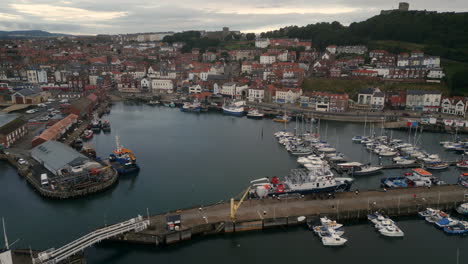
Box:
left=230, top=186, right=251, bottom=222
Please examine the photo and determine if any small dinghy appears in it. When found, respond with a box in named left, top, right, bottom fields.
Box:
left=418, top=208, right=439, bottom=218
left=456, top=203, right=468, bottom=215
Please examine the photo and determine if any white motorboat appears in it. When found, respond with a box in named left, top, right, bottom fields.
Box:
left=313, top=226, right=344, bottom=237
left=320, top=217, right=343, bottom=230
left=379, top=225, right=404, bottom=237
left=321, top=233, right=347, bottom=246
left=456, top=203, right=468, bottom=215
left=375, top=219, right=395, bottom=230
left=418, top=208, right=439, bottom=218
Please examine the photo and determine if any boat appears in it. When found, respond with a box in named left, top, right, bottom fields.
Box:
left=321, top=233, right=347, bottom=246
left=425, top=162, right=449, bottom=170
left=456, top=203, right=468, bottom=215
left=249, top=167, right=354, bottom=198
left=83, top=130, right=93, bottom=140
left=367, top=212, right=384, bottom=223
left=425, top=211, right=449, bottom=224
left=246, top=109, right=264, bottom=119
left=456, top=160, right=468, bottom=169
left=90, top=119, right=101, bottom=132
left=148, top=100, right=160, bottom=106
left=379, top=150, right=398, bottom=157
left=180, top=101, right=202, bottom=112
left=351, top=165, right=383, bottom=176
left=459, top=173, right=468, bottom=188
left=418, top=208, right=440, bottom=218
left=109, top=136, right=139, bottom=175
left=273, top=114, right=291, bottom=123
left=313, top=226, right=345, bottom=237
left=443, top=221, right=468, bottom=235
left=352, top=136, right=366, bottom=143
left=222, top=102, right=245, bottom=116
left=379, top=225, right=404, bottom=237
left=101, top=120, right=111, bottom=132
left=320, top=217, right=343, bottom=230
left=435, top=217, right=459, bottom=229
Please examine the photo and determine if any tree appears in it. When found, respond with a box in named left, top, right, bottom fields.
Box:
left=246, top=33, right=256, bottom=41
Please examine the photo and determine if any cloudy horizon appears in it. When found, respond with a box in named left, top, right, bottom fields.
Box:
left=0, top=0, right=467, bottom=35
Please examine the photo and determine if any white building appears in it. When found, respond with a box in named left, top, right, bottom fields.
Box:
left=357, top=88, right=385, bottom=110
left=406, top=90, right=442, bottom=112
left=141, top=78, right=151, bottom=90
left=89, top=75, right=98, bottom=85
left=326, top=45, right=337, bottom=54
left=423, top=56, right=440, bottom=68
left=151, top=79, right=173, bottom=93
left=441, top=98, right=466, bottom=116
left=427, top=68, right=445, bottom=79
left=255, top=38, right=270, bottom=48
left=260, top=54, right=276, bottom=64
left=37, top=70, right=47, bottom=83
left=248, top=88, right=264, bottom=102
left=221, top=82, right=237, bottom=96
left=189, top=84, right=202, bottom=94
left=275, top=88, right=302, bottom=103
left=26, top=70, right=38, bottom=83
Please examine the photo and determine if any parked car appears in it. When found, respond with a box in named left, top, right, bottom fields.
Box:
left=26, top=109, right=38, bottom=114
left=40, top=173, right=49, bottom=187
left=60, top=99, right=69, bottom=103
left=402, top=113, right=410, bottom=117
left=37, top=103, right=47, bottom=107
left=47, top=98, right=56, bottom=102
left=18, top=158, right=27, bottom=165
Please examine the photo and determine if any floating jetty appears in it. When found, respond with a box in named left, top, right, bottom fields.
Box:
left=109, top=184, right=467, bottom=246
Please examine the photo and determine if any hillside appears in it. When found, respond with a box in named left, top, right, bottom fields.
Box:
left=0, top=30, right=70, bottom=39
left=261, top=11, right=468, bottom=95
left=261, top=11, right=468, bottom=62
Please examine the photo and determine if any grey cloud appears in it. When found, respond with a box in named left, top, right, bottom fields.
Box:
left=0, top=0, right=467, bottom=34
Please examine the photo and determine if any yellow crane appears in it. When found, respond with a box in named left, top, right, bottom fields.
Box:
left=230, top=186, right=251, bottom=222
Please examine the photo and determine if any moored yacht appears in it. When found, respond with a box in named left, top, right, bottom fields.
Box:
left=246, top=108, right=264, bottom=119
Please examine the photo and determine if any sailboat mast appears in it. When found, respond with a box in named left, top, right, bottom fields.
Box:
left=3, top=217, right=9, bottom=250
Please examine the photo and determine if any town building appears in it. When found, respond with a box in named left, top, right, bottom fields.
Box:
left=357, top=88, right=385, bottom=110
left=0, top=117, right=27, bottom=148
left=406, top=90, right=442, bottom=112
left=440, top=97, right=467, bottom=116
left=32, top=114, right=79, bottom=147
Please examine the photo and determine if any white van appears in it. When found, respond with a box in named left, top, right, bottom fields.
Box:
left=40, top=173, right=49, bottom=187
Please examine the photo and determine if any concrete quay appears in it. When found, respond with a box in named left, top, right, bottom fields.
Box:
left=111, top=184, right=467, bottom=246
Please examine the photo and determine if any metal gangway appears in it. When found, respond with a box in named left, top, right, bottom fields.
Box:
left=33, top=215, right=150, bottom=264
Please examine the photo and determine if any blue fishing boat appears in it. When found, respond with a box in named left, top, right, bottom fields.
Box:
left=443, top=221, right=468, bottom=235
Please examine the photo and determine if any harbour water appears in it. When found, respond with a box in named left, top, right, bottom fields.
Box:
left=0, top=102, right=466, bottom=263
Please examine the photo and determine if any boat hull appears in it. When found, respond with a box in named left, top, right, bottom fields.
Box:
left=223, top=109, right=244, bottom=116
left=268, top=182, right=352, bottom=197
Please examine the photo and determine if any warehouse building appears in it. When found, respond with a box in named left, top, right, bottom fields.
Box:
left=30, top=140, right=90, bottom=176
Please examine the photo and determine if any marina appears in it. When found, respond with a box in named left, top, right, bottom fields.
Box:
left=1, top=102, right=468, bottom=264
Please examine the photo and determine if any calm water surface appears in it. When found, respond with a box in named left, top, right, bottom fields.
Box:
left=0, top=102, right=466, bottom=263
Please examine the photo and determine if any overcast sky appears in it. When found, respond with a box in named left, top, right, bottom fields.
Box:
left=0, top=0, right=467, bottom=35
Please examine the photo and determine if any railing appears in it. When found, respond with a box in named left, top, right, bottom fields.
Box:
left=33, top=215, right=150, bottom=264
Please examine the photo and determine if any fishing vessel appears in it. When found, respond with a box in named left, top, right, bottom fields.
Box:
left=101, top=120, right=111, bottom=132
left=109, top=136, right=140, bottom=175
left=246, top=109, right=264, bottom=119
left=435, top=217, right=459, bottom=229
left=90, top=119, right=101, bottom=132
left=222, top=101, right=245, bottom=116
left=443, top=221, right=468, bottom=235
left=249, top=167, right=353, bottom=198
left=180, top=101, right=202, bottom=112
